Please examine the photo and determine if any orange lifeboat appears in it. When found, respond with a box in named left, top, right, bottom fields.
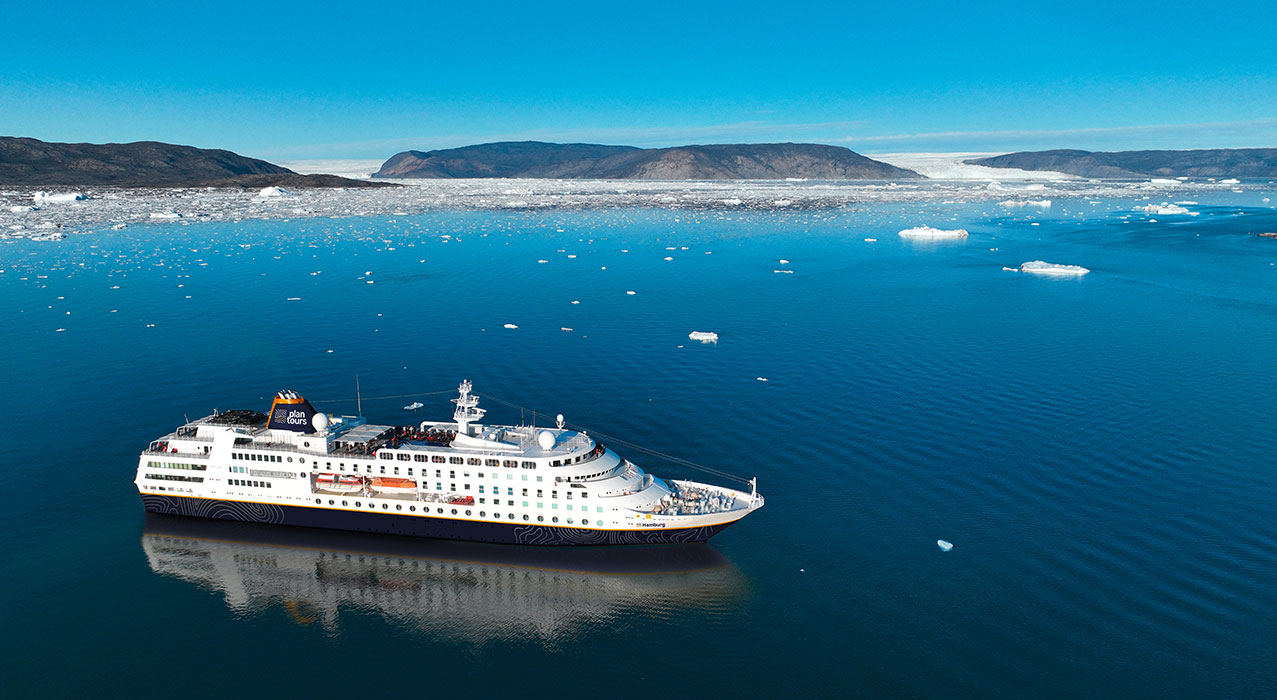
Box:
left=370, top=477, right=418, bottom=495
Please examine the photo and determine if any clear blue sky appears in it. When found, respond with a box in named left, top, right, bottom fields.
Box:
left=3, top=0, right=1274, bottom=160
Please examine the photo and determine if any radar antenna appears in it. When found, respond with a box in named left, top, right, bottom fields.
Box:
left=452, top=379, right=486, bottom=436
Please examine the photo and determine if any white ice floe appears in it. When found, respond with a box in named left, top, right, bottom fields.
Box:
left=625, top=290, right=636, bottom=295
left=778, top=259, right=790, bottom=264
left=898, top=226, right=969, bottom=239
left=756, top=377, right=768, bottom=382
left=999, top=199, right=1052, bottom=208
left=256, top=186, right=293, bottom=198
left=1019, top=260, right=1090, bottom=276
left=560, top=327, right=573, bottom=332
left=503, top=323, right=518, bottom=329
left=33, top=191, right=86, bottom=203
left=773, top=269, right=794, bottom=274
left=937, top=540, right=954, bottom=552
left=149, top=212, right=182, bottom=219
left=688, top=331, right=718, bottom=343
left=1137, top=203, right=1196, bottom=216
left=1219, top=178, right=1240, bottom=184
left=1149, top=178, right=1180, bottom=186
left=10, top=205, right=36, bottom=213
left=864, top=237, right=877, bottom=242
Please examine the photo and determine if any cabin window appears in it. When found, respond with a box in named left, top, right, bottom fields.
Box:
left=451, top=509, right=458, bottom=515
left=522, top=461, right=535, bottom=468
left=380, top=453, right=393, bottom=460
left=449, top=457, right=463, bottom=465
left=582, top=519, right=589, bottom=525
left=397, top=453, right=410, bottom=461
left=485, top=459, right=499, bottom=467
left=467, top=458, right=480, bottom=466
left=464, top=484, right=470, bottom=490
left=433, top=456, right=445, bottom=464
left=523, top=515, right=530, bottom=521
left=503, top=460, right=517, bottom=468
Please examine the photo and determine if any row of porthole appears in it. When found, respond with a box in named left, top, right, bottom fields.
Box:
left=312, top=497, right=588, bottom=526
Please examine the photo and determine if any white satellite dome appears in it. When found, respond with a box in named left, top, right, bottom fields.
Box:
left=537, top=430, right=556, bottom=450
left=312, top=413, right=329, bottom=432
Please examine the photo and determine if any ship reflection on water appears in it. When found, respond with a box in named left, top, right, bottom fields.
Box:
left=141, top=514, right=750, bottom=641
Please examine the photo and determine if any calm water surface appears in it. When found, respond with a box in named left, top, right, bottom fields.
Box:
left=2, top=191, right=1276, bottom=698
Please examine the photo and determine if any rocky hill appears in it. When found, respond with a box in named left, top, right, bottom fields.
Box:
left=965, top=148, right=1277, bottom=178
left=374, top=141, right=922, bottom=179
left=0, top=137, right=390, bottom=187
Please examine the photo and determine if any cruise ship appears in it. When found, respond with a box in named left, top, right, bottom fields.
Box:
left=136, top=381, right=764, bottom=545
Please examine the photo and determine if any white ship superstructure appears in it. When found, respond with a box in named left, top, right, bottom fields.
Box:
left=136, top=381, right=764, bottom=545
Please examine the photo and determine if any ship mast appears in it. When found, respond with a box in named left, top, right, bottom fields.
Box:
left=452, top=379, right=486, bottom=436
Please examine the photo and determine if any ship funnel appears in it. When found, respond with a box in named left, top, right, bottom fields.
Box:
left=268, top=390, right=319, bottom=434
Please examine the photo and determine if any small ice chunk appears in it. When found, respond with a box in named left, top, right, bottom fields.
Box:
left=256, top=186, right=293, bottom=197
left=756, top=377, right=768, bottom=382
left=864, top=238, right=877, bottom=242
left=1002, top=266, right=1018, bottom=272
left=663, top=256, right=674, bottom=261
left=149, top=212, right=181, bottom=219
left=773, top=269, right=794, bottom=274
left=898, top=226, right=968, bottom=239
left=626, top=290, right=636, bottom=295
left=1020, top=261, right=1090, bottom=276
left=778, top=259, right=790, bottom=264
left=503, top=323, right=518, bottom=329
left=1149, top=178, right=1179, bottom=185
left=688, top=331, right=718, bottom=343
left=537, top=259, right=549, bottom=263
left=560, top=327, right=573, bottom=331
left=10, top=205, right=36, bottom=213
left=937, top=540, right=954, bottom=552
left=570, top=300, right=580, bottom=304
left=1219, top=178, right=1240, bottom=184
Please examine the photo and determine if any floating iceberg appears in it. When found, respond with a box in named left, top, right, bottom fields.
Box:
left=149, top=212, right=182, bottom=219
left=937, top=540, right=954, bottom=552
left=1219, top=178, right=1240, bottom=185
left=999, top=199, right=1051, bottom=208
left=1020, top=260, right=1090, bottom=276
left=688, top=331, right=718, bottom=343
left=898, top=226, right=968, bottom=239
left=257, top=186, right=293, bottom=198
left=1137, top=203, right=1193, bottom=215
left=1149, top=178, right=1179, bottom=185
left=503, top=323, right=518, bottom=329
left=10, top=205, right=36, bottom=213
left=33, top=191, right=86, bottom=203
left=403, top=401, right=423, bottom=411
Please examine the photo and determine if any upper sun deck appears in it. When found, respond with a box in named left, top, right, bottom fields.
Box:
left=147, top=382, right=602, bottom=468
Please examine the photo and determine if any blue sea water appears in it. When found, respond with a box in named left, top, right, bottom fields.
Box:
left=2, top=190, right=1276, bottom=698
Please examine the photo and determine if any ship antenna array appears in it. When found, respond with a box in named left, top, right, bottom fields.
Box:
left=482, top=394, right=753, bottom=486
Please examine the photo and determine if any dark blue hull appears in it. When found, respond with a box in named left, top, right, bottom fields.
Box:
left=140, top=494, right=732, bottom=546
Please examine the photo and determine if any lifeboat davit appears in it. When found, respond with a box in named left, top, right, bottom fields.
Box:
left=370, top=477, right=418, bottom=495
